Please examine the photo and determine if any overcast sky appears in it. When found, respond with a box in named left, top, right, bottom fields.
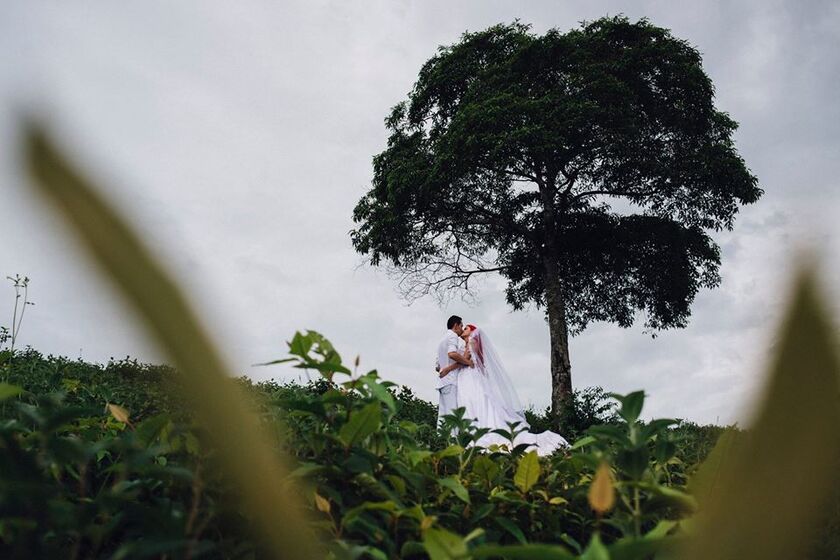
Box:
left=1, top=0, right=838, bottom=425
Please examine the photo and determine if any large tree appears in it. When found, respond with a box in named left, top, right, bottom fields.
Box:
left=351, top=16, right=761, bottom=415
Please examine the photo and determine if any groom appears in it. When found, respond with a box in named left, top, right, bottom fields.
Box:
left=436, top=315, right=474, bottom=425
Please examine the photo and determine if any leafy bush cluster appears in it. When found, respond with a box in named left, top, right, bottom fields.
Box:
left=0, top=333, right=725, bottom=559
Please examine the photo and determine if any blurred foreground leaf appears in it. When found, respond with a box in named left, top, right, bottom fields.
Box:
left=24, top=122, right=319, bottom=558
left=679, top=267, right=840, bottom=560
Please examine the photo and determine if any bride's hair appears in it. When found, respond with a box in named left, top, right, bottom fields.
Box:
left=467, top=325, right=484, bottom=367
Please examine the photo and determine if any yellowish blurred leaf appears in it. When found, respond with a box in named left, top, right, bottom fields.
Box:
left=106, top=403, right=131, bottom=425
left=314, top=492, right=331, bottom=515
left=680, top=266, right=840, bottom=560
left=25, top=122, right=320, bottom=558
left=588, top=462, right=615, bottom=514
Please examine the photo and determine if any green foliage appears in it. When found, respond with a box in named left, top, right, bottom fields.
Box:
left=0, top=336, right=723, bottom=558
left=0, top=349, right=182, bottom=420
left=525, top=386, right=620, bottom=441
left=255, top=331, right=722, bottom=557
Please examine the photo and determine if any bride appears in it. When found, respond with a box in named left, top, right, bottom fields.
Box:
left=439, top=324, right=569, bottom=457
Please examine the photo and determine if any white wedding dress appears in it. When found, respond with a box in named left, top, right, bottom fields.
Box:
left=456, top=327, right=569, bottom=457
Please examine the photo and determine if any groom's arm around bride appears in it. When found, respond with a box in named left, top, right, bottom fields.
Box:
left=436, top=315, right=472, bottom=424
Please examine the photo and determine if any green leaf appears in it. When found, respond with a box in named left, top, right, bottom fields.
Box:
left=472, top=455, right=499, bottom=484
left=295, top=360, right=352, bottom=376
left=607, top=534, right=680, bottom=560
left=580, top=533, right=610, bottom=560
left=288, top=331, right=313, bottom=358
left=252, top=357, right=296, bottom=367
left=423, top=528, right=468, bottom=560
left=494, top=516, right=527, bottom=544
left=339, top=402, right=382, bottom=447
left=640, top=418, right=679, bottom=440
left=679, top=267, right=840, bottom=560
left=438, top=476, right=470, bottom=504
left=0, top=382, right=23, bottom=401
left=570, top=435, right=597, bottom=449
left=644, top=520, right=678, bottom=540
left=586, top=424, right=629, bottom=445
left=653, top=437, right=677, bottom=463
left=360, top=374, right=396, bottom=413
left=514, top=450, right=540, bottom=493
left=615, top=445, right=649, bottom=480
left=435, top=444, right=464, bottom=459
left=464, top=528, right=485, bottom=544
left=610, top=391, right=644, bottom=424
left=408, top=449, right=433, bottom=466
left=472, top=544, right=574, bottom=559
left=342, top=501, right=398, bottom=526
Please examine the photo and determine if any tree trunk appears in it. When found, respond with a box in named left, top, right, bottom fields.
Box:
left=543, top=261, right=573, bottom=417
left=536, top=175, right=573, bottom=417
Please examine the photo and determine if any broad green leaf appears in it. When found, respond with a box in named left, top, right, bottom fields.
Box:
left=570, top=435, right=597, bottom=449
left=289, top=331, right=314, bottom=358
left=611, top=390, right=644, bottom=424
left=342, top=501, right=398, bottom=525
left=24, top=124, right=319, bottom=558
left=615, top=445, right=649, bottom=480
left=0, top=382, right=23, bottom=400
left=472, top=455, right=499, bottom=484
left=640, top=418, right=679, bottom=440
left=435, top=444, right=464, bottom=459
left=514, top=450, right=540, bottom=493
left=587, top=424, right=629, bottom=445
left=494, top=516, right=528, bottom=544
left=408, top=449, right=433, bottom=466
left=360, top=374, right=396, bottom=413
left=339, top=402, right=381, bottom=447
left=423, top=528, right=467, bottom=560
left=608, top=534, right=681, bottom=560
left=644, top=520, right=678, bottom=540
left=438, top=476, right=470, bottom=504
left=295, top=360, right=352, bottom=376
left=580, top=533, right=610, bottom=560
left=679, top=267, right=840, bottom=560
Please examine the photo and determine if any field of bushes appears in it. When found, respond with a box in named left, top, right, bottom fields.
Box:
left=0, top=333, right=735, bottom=559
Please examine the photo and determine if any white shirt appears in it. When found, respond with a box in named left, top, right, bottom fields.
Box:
left=436, top=330, right=465, bottom=389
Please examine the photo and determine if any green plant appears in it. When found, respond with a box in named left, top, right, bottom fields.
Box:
left=1, top=274, right=34, bottom=354
left=14, top=116, right=840, bottom=560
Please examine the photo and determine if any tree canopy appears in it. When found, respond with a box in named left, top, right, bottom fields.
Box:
left=351, top=16, right=761, bottom=409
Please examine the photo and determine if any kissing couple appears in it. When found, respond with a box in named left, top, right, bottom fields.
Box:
left=435, top=315, right=569, bottom=456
